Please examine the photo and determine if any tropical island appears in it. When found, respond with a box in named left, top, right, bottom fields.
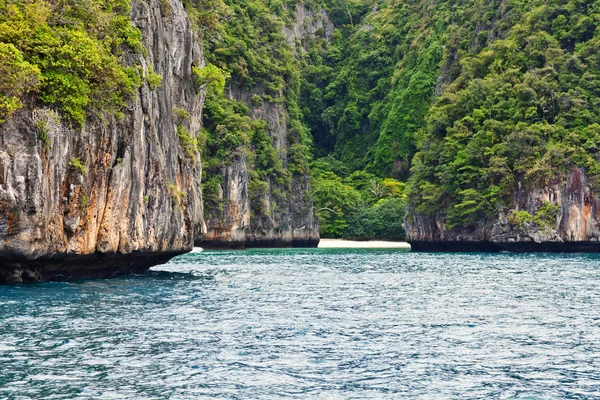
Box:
left=1, top=0, right=600, bottom=281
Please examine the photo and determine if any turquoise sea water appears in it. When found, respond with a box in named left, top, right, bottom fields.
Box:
left=1, top=248, right=600, bottom=399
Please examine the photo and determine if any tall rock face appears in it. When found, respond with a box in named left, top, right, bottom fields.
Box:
left=236, top=86, right=319, bottom=248
left=283, top=3, right=334, bottom=48
left=196, top=88, right=320, bottom=249
left=196, top=4, right=323, bottom=249
left=197, top=156, right=250, bottom=249
left=0, top=0, right=205, bottom=282
left=406, top=167, right=600, bottom=252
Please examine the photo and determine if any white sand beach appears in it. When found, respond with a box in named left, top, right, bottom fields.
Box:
left=318, top=239, right=410, bottom=249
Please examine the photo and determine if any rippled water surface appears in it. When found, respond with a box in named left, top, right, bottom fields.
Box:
left=2, top=249, right=600, bottom=399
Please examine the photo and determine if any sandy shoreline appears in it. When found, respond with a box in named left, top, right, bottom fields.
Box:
left=317, top=239, right=411, bottom=249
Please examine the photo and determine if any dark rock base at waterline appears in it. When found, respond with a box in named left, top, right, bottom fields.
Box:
left=409, top=241, right=600, bottom=252
left=0, top=250, right=185, bottom=284
left=196, top=238, right=320, bottom=250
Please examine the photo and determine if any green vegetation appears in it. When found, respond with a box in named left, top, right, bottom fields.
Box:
left=35, top=119, right=50, bottom=150
left=145, top=65, right=162, bottom=90
left=0, top=43, right=40, bottom=123
left=0, top=0, right=144, bottom=126
left=32, top=109, right=59, bottom=151
left=345, top=198, right=406, bottom=241
left=68, top=157, right=87, bottom=175
left=311, top=158, right=406, bottom=238
left=192, top=64, right=228, bottom=93
left=407, top=0, right=600, bottom=228
left=298, top=0, right=440, bottom=238
left=303, top=0, right=600, bottom=236
left=167, top=181, right=187, bottom=210
left=176, top=124, right=198, bottom=161
left=298, top=0, right=443, bottom=177
left=292, top=0, right=449, bottom=238
left=508, top=202, right=559, bottom=231
left=173, top=107, right=190, bottom=120
left=81, top=189, right=89, bottom=210
left=311, top=171, right=361, bottom=237
left=189, top=0, right=312, bottom=223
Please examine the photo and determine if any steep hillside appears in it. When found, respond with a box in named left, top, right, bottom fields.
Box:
left=3, top=0, right=600, bottom=273
left=0, top=0, right=324, bottom=281
left=193, top=0, right=320, bottom=248
left=302, top=0, right=600, bottom=250
left=405, top=0, right=600, bottom=249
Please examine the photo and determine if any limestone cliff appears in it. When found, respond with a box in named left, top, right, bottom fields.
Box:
left=239, top=86, right=319, bottom=248
left=196, top=87, right=320, bottom=249
left=196, top=4, right=324, bottom=249
left=0, top=0, right=205, bottom=282
left=197, top=156, right=249, bottom=249
left=283, top=3, right=334, bottom=49
left=406, top=167, right=600, bottom=252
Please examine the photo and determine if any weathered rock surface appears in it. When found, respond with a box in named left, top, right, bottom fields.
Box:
left=197, top=155, right=250, bottom=249
left=406, top=167, right=600, bottom=252
left=283, top=2, right=334, bottom=49
left=196, top=86, right=320, bottom=249
left=0, top=0, right=205, bottom=282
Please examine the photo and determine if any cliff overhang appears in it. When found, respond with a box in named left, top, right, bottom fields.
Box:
left=409, top=240, right=600, bottom=253
left=0, top=250, right=186, bottom=283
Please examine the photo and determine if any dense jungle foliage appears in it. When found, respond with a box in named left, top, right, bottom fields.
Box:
left=189, top=0, right=409, bottom=238
left=408, top=0, right=600, bottom=229
left=0, top=0, right=147, bottom=126
left=300, top=0, right=600, bottom=236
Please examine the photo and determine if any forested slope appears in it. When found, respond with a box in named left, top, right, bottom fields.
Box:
left=304, top=0, right=600, bottom=247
